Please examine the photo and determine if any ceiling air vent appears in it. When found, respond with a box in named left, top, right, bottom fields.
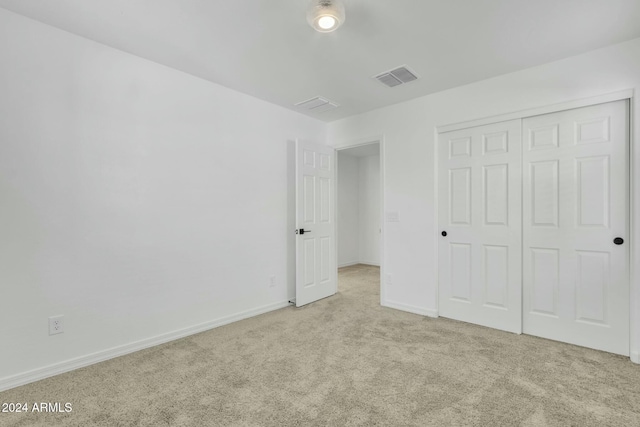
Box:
left=295, top=96, right=339, bottom=113
left=374, top=65, right=419, bottom=88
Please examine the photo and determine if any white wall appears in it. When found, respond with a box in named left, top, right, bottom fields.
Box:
left=0, top=8, right=325, bottom=388
left=3, top=8, right=640, bottom=391
left=337, top=153, right=359, bottom=266
left=358, top=155, right=380, bottom=266
left=327, top=37, right=640, bottom=359
left=337, top=152, right=380, bottom=267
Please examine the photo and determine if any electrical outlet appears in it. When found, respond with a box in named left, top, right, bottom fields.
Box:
left=385, top=274, right=392, bottom=285
left=49, top=315, right=64, bottom=335
left=269, top=275, right=276, bottom=288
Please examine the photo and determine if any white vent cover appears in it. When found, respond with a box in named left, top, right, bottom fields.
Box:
left=374, top=65, right=419, bottom=88
left=295, top=96, right=339, bottom=112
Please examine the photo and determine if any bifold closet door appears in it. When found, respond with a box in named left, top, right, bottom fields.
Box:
left=522, top=100, right=629, bottom=356
left=438, top=120, right=522, bottom=333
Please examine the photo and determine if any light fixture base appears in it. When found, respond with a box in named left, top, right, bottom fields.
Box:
left=307, top=0, right=345, bottom=33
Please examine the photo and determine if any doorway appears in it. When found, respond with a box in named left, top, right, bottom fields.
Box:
left=336, top=141, right=384, bottom=299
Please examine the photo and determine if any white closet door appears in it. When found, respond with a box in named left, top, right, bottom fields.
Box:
left=522, top=100, right=629, bottom=355
left=438, top=120, right=522, bottom=333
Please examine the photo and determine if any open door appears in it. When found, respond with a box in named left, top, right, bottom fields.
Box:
left=295, top=140, right=336, bottom=306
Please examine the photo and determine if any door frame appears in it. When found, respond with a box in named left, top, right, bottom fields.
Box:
left=334, top=135, right=386, bottom=306
left=435, top=89, right=637, bottom=362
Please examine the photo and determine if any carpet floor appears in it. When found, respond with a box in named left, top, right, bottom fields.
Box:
left=1, top=264, right=640, bottom=426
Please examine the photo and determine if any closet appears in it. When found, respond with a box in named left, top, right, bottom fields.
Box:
left=438, top=100, right=630, bottom=355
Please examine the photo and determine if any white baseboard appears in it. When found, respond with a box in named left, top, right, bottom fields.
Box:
left=338, top=261, right=360, bottom=268
left=338, top=261, right=380, bottom=268
left=0, top=300, right=290, bottom=392
left=383, top=300, right=438, bottom=318
left=631, top=351, right=640, bottom=364
left=358, top=261, right=380, bottom=267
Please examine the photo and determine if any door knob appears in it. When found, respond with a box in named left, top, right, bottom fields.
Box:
left=614, top=237, right=624, bottom=245
left=441, top=231, right=447, bottom=237
left=296, top=229, right=312, bottom=235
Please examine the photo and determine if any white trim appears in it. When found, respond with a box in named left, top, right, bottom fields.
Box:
left=433, top=126, right=440, bottom=318
left=437, top=89, right=634, bottom=133
left=338, top=261, right=360, bottom=268
left=358, top=261, right=380, bottom=267
left=380, top=136, right=386, bottom=305
left=630, top=91, right=638, bottom=361
left=383, top=300, right=438, bottom=318
left=0, top=300, right=290, bottom=392
left=333, top=134, right=385, bottom=151
left=334, top=135, right=386, bottom=306
left=338, top=261, right=381, bottom=268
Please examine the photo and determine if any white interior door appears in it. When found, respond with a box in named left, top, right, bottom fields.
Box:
left=295, top=140, right=336, bottom=307
left=438, top=120, right=522, bottom=333
left=522, top=100, right=629, bottom=355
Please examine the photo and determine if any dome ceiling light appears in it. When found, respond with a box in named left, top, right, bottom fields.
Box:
left=307, top=0, right=345, bottom=33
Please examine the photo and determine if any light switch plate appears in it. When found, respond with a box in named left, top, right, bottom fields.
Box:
left=385, top=211, right=400, bottom=222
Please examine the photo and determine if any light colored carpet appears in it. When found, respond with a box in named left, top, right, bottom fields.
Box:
left=1, top=264, right=640, bottom=426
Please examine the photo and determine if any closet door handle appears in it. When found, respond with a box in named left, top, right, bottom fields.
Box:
left=614, top=237, right=624, bottom=245
left=441, top=231, right=447, bottom=237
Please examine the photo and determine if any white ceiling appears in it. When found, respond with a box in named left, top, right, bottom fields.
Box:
left=2, top=0, right=639, bottom=122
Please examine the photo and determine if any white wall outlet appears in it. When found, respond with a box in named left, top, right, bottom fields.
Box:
left=49, top=315, right=64, bottom=335
left=269, top=275, right=276, bottom=288
left=385, top=274, right=393, bottom=285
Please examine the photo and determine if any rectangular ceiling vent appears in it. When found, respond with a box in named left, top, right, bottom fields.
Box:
left=374, top=65, right=419, bottom=88
left=295, top=96, right=339, bottom=113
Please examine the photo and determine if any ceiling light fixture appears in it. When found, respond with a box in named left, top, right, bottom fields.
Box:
left=307, top=0, right=345, bottom=33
